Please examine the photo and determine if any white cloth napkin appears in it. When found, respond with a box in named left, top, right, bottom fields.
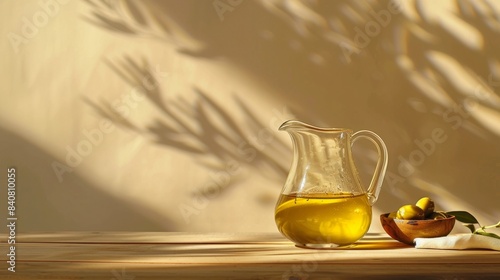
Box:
left=415, top=234, right=500, bottom=251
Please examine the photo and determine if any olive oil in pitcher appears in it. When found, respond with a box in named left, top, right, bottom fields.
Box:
left=275, top=192, right=372, bottom=246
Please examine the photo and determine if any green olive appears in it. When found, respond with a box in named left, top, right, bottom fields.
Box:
left=396, top=204, right=425, bottom=220
left=416, top=197, right=435, bottom=217
left=388, top=211, right=398, bottom=219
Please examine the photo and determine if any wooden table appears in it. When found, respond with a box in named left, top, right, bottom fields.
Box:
left=1, top=232, right=499, bottom=279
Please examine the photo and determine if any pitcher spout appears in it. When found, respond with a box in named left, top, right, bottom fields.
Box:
left=279, top=120, right=330, bottom=132
left=279, top=120, right=306, bottom=131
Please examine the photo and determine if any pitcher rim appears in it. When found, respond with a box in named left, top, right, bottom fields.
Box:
left=279, top=120, right=352, bottom=133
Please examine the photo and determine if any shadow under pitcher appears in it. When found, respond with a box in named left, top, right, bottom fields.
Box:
left=275, top=120, right=388, bottom=248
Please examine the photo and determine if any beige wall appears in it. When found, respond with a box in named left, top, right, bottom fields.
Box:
left=1, top=0, right=499, bottom=234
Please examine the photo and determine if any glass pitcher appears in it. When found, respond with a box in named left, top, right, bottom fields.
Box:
left=275, top=120, right=388, bottom=248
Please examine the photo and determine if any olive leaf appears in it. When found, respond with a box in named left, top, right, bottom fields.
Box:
left=463, top=223, right=477, bottom=233
left=475, top=231, right=500, bottom=240
left=446, top=211, right=500, bottom=240
left=474, top=221, right=500, bottom=240
left=446, top=211, right=480, bottom=225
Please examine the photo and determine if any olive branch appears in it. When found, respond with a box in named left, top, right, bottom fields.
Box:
left=446, top=211, right=500, bottom=240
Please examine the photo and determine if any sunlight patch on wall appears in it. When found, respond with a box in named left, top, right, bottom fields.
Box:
left=426, top=51, right=481, bottom=97
left=438, top=12, right=483, bottom=50
left=396, top=55, right=454, bottom=107
left=465, top=100, right=500, bottom=136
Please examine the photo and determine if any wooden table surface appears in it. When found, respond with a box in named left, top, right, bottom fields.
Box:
left=1, top=232, right=500, bottom=279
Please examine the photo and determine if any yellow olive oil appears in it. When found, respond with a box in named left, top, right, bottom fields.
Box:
left=275, top=193, right=372, bottom=246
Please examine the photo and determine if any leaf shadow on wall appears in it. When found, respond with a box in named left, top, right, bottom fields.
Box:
left=84, top=55, right=294, bottom=201
left=83, top=0, right=500, bottom=220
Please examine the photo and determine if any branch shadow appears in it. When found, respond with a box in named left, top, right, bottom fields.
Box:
left=85, top=55, right=296, bottom=199
left=81, top=0, right=500, bottom=219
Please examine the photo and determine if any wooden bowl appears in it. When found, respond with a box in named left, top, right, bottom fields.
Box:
left=380, top=213, right=455, bottom=245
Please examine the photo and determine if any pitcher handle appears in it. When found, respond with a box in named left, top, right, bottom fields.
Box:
left=351, top=130, right=388, bottom=205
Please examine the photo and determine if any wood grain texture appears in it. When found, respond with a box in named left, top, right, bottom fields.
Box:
left=1, top=232, right=500, bottom=279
